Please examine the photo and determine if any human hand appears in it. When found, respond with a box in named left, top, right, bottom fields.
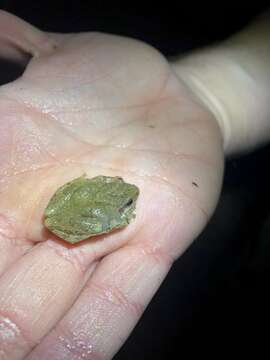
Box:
left=0, top=11, right=224, bottom=359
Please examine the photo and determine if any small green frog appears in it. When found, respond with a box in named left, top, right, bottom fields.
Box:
left=44, top=175, right=139, bottom=244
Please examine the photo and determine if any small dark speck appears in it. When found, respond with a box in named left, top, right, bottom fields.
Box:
left=192, top=181, right=198, bottom=187
left=148, top=124, right=155, bottom=129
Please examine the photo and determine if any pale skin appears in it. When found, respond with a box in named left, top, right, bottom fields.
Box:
left=0, top=9, right=269, bottom=360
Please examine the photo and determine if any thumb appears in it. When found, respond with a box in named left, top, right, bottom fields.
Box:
left=0, top=10, right=57, bottom=63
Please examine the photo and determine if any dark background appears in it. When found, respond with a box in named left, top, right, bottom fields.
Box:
left=0, top=2, right=270, bottom=358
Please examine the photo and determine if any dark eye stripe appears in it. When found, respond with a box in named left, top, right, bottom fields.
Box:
left=125, top=199, right=133, bottom=207
left=119, top=199, right=133, bottom=213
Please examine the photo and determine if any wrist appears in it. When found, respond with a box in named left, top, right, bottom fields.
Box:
left=171, top=44, right=270, bottom=156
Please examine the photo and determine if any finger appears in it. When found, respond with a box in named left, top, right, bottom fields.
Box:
left=26, top=243, right=173, bottom=360
left=0, top=239, right=98, bottom=360
left=0, top=214, right=32, bottom=276
left=0, top=10, right=57, bottom=63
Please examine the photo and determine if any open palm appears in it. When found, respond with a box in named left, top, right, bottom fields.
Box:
left=0, top=11, right=224, bottom=359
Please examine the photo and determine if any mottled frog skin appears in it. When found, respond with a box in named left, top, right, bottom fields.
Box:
left=44, top=175, right=139, bottom=243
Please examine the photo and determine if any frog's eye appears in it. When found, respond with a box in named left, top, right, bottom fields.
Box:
left=119, top=198, right=133, bottom=213
left=125, top=199, right=133, bottom=207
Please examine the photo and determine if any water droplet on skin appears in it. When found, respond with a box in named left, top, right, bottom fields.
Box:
left=114, top=143, right=129, bottom=149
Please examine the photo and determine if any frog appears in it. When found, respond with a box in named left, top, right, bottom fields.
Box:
left=44, top=175, right=139, bottom=244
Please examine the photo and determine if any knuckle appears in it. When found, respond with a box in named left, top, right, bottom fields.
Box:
left=90, top=280, right=144, bottom=318
left=0, top=312, right=33, bottom=357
